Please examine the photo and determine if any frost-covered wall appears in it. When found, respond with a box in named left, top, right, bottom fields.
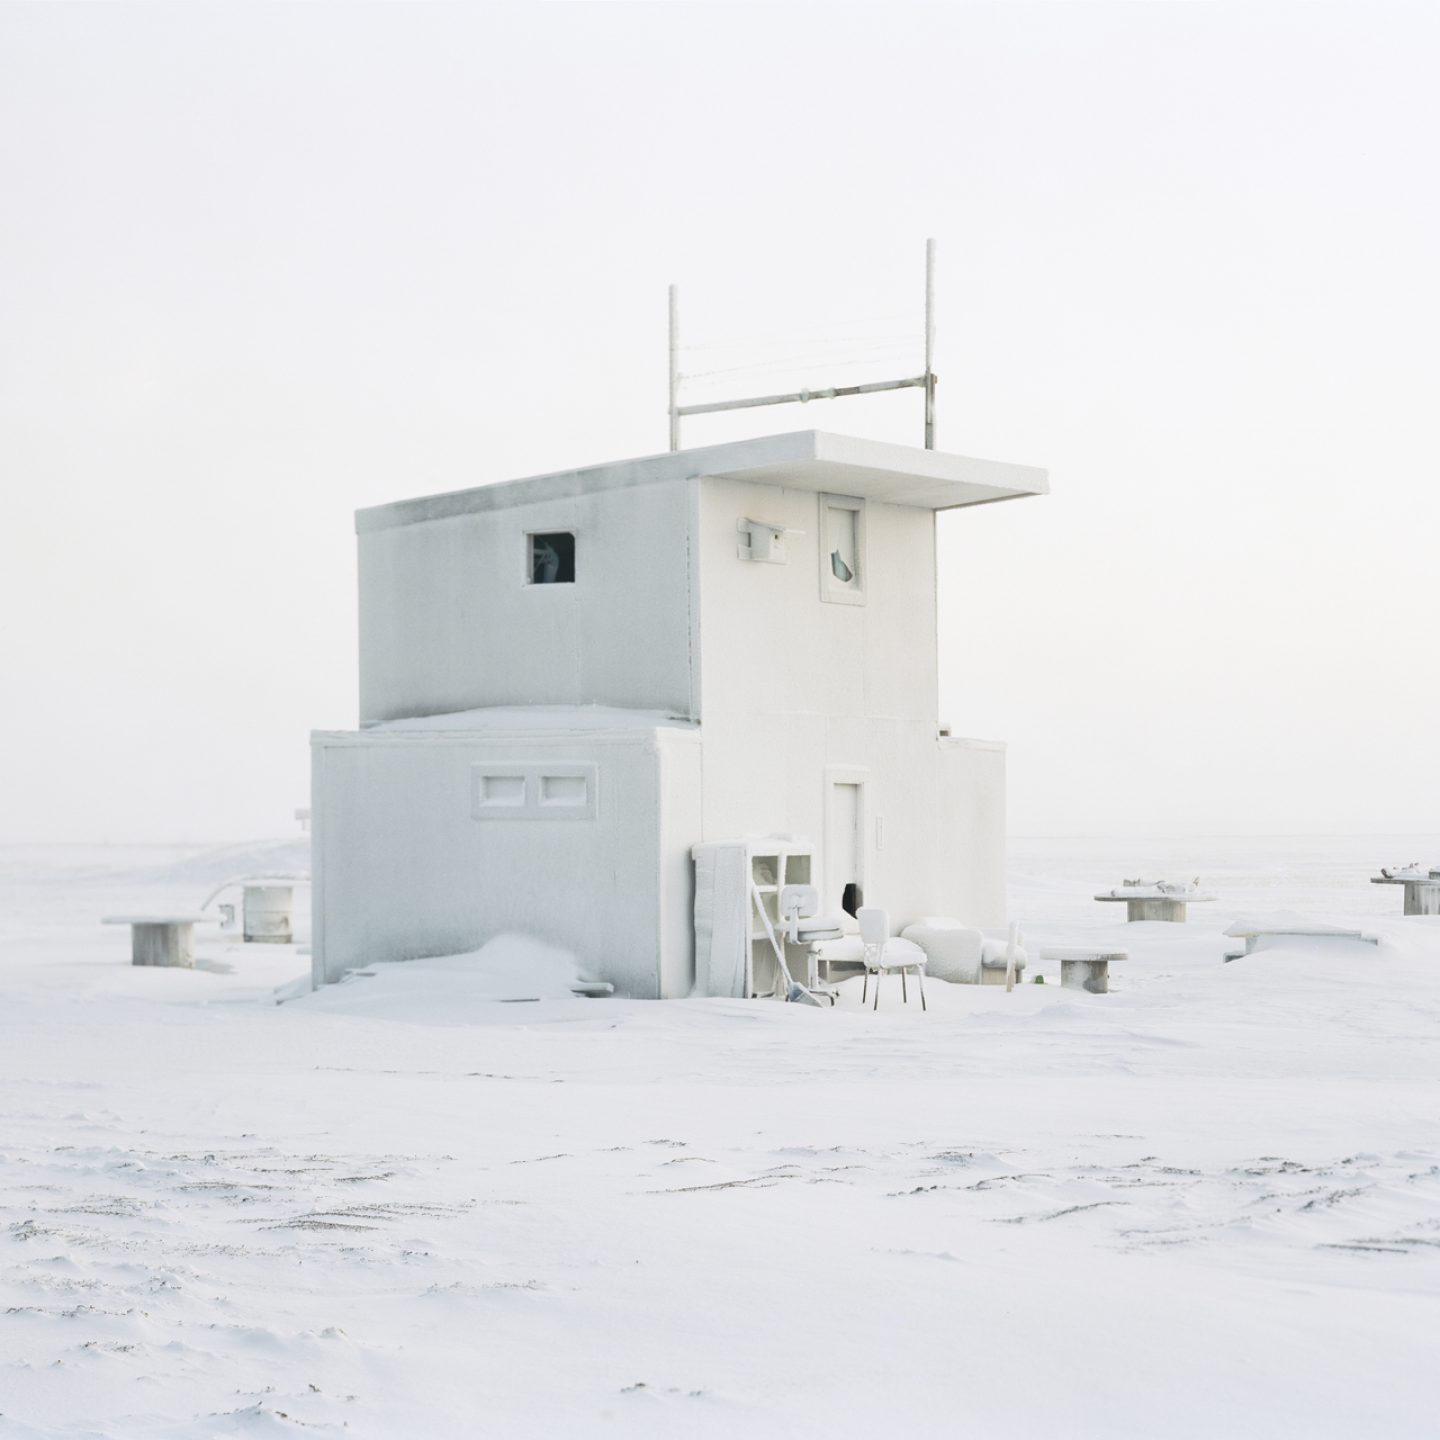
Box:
left=311, top=725, right=702, bottom=997
left=318, top=434, right=1042, bottom=990
left=357, top=480, right=697, bottom=725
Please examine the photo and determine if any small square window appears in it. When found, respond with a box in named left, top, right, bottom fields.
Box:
left=528, top=532, right=575, bottom=584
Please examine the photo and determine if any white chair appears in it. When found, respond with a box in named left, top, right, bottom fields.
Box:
left=857, top=907, right=927, bottom=1011
left=779, top=886, right=846, bottom=944
left=779, top=886, right=847, bottom=1001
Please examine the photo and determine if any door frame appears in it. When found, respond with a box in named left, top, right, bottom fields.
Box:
left=823, top=765, right=870, bottom=915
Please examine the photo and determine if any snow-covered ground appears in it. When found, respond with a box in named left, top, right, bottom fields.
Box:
left=2, top=837, right=1438, bottom=1438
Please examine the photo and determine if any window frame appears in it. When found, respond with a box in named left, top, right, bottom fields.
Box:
left=470, top=763, right=599, bottom=821
left=525, top=530, right=577, bottom=586
left=818, top=493, right=866, bottom=606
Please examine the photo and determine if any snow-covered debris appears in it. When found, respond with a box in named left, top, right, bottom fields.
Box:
left=1101, top=876, right=1211, bottom=899
left=294, top=934, right=591, bottom=1020
left=1380, top=862, right=1440, bottom=880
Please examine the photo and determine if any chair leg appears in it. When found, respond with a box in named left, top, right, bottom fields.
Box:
left=873, top=970, right=881, bottom=1010
left=917, top=967, right=927, bottom=1012
left=901, top=969, right=908, bottom=1003
left=861, top=970, right=868, bottom=1005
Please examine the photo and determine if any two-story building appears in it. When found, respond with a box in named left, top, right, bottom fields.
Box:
left=310, top=429, right=1046, bottom=996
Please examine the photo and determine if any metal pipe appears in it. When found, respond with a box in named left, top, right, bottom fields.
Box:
left=668, top=283, right=680, bottom=452
left=677, top=374, right=926, bottom=419
left=924, top=237, right=936, bottom=449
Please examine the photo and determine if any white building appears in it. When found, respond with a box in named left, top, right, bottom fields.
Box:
left=311, top=429, right=1046, bottom=996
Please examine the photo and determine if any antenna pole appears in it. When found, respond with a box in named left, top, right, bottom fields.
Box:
left=666, top=240, right=938, bottom=445
left=668, top=283, right=680, bottom=452
left=924, top=237, right=936, bottom=449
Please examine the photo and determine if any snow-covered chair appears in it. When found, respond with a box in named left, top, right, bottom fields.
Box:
left=857, top=907, right=927, bottom=1011
left=779, top=886, right=847, bottom=947
left=901, top=918, right=1026, bottom=985
left=779, top=885, right=848, bottom=1003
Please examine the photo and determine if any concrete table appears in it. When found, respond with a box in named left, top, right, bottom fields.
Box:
left=102, top=914, right=214, bottom=968
left=1094, top=887, right=1215, bottom=922
left=1223, top=921, right=1379, bottom=958
left=1042, top=947, right=1127, bottom=994
left=1371, top=870, right=1440, bottom=916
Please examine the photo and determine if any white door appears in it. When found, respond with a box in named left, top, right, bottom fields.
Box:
left=826, top=774, right=866, bottom=917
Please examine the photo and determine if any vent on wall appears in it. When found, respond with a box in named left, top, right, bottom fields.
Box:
left=471, top=764, right=598, bottom=820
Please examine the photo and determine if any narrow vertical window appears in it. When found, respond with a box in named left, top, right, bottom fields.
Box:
left=819, top=495, right=865, bottom=605
left=828, top=506, right=859, bottom=586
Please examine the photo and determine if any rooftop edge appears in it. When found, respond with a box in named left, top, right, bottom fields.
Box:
left=355, top=430, right=1048, bottom=534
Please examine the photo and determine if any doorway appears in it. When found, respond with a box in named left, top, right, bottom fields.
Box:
left=825, top=768, right=868, bottom=918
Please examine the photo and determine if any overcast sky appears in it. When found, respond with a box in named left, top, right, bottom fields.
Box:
left=2, top=2, right=1437, bottom=843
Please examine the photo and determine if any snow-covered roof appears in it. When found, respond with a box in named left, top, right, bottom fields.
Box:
left=356, top=430, right=1048, bottom=534
left=357, top=705, right=698, bottom=735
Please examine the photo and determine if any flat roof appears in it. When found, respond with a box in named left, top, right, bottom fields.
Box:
left=356, top=430, right=1048, bottom=533
left=313, top=704, right=703, bottom=746
left=367, top=705, right=696, bottom=734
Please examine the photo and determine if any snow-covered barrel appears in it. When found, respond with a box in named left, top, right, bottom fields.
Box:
left=242, top=885, right=294, bottom=944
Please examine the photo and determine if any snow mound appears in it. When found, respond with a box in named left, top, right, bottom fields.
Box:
left=295, top=934, right=590, bottom=1021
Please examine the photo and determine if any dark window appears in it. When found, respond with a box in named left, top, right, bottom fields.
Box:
left=529, top=532, right=575, bottom=584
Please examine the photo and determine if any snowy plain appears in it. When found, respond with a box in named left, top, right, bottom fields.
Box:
left=1, top=836, right=1438, bottom=1438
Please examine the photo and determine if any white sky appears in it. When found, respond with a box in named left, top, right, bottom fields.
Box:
left=2, top=2, right=1437, bottom=842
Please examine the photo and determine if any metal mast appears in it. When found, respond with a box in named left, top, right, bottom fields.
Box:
left=667, top=239, right=938, bottom=452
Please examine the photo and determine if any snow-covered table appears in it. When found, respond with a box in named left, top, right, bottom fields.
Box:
left=102, top=914, right=214, bottom=968
left=1042, top=947, right=1127, bottom=994
left=1223, top=920, right=1379, bottom=960
left=1094, top=884, right=1215, bottom=923
left=1370, top=869, right=1440, bottom=916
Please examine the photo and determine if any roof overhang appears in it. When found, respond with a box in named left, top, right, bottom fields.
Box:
left=356, top=430, right=1048, bottom=534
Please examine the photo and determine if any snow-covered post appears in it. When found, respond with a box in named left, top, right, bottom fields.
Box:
left=1004, top=923, right=1019, bottom=992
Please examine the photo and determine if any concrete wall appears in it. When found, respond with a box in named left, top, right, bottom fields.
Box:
left=693, top=718, right=1006, bottom=930
left=311, top=727, right=701, bottom=997
left=935, top=738, right=1008, bottom=928
left=691, top=477, right=1004, bottom=930
left=695, top=477, right=938, bottom=725
left=326, top=463, right=1009, bottom=995
left=358, top=479, right=698, bottom=725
